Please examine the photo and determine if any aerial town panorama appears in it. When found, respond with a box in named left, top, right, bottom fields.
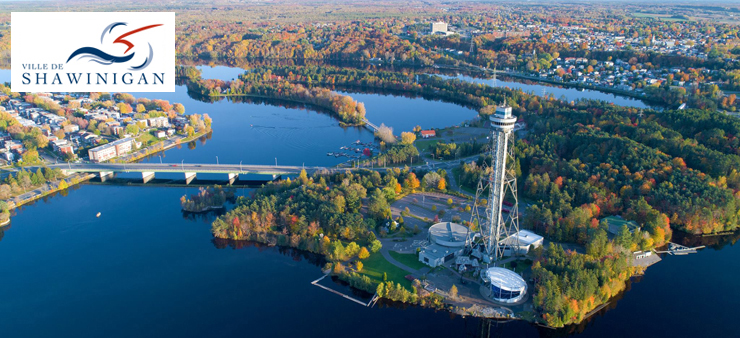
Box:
left=0, top=1, right=739, bottom=337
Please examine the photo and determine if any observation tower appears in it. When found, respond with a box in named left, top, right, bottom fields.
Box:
left=470, top=103, right=520, bottom=263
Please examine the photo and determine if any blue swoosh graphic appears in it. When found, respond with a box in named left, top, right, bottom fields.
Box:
left=66, top=47, right=135, bottom=64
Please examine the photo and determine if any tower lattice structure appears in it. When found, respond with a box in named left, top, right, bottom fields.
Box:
left=469, top=103, right=520, bottom=263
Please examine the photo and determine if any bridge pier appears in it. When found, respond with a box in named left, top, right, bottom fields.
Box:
left=184, top=172, right=197, bottom=185
left=98, top=171, right=115, bottom=182
left=227, top=173, right=238, bottom=185
left=141, top=172, right=155, bottom=184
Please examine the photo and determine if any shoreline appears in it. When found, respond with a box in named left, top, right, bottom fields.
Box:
left=210, top=93, right=367, bottom=128
left=8, top=173, right=96, bottom=211
left=182, top=205, right=225, bottom=213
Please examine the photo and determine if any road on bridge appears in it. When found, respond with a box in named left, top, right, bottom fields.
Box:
left=46, top=162, right=335, bottom=176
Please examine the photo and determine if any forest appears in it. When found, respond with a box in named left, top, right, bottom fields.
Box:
left=177, top=65, right=367, bottom=125
left=532, top=242, right=634, bottom=327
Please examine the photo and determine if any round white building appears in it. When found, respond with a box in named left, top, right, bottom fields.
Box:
left=418, top=222, right=469, bottom=267
left=483, top=267, right=526, bottom=303
left=428, top=222, right=469, bottom=247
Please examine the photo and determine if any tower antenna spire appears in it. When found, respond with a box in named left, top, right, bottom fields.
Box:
left=469, top=101, right=520, bottom=263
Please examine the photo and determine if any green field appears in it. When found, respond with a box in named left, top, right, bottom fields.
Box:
left=359, top=252, right=413, bottom=290
left=136, top=133, right=159, bottom=147
left=415, top=139, right=439, bottom=152
left=389, top=251, right=427, bottom=270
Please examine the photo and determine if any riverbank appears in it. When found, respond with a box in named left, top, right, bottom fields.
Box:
left=7, top=173, right=95, bottom=211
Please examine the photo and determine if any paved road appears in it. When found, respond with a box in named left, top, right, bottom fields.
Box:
left=44, top=152, right=482, bottom=177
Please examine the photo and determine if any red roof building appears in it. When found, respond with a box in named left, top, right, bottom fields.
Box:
left=420, top=130, right=436, bottom=138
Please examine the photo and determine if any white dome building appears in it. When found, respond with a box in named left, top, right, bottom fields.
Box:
left=419, top=222, right=469, bottom=268
left=483, top=267, right=527, bottom=304
left=428, top=221, right=469, bottom=247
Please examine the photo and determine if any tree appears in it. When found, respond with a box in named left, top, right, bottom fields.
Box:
left=0, top=185, right=10, bottom=199
left=616, top=224, right=633, bottom=250
left=358, top=247, right=370, bottom=260
left=125, top=124, right=139, bottom=136
left=437, top=178, right=446, bottom=190
left=356, top=261, right=363, bottom=272
left=345, top=242, right=360, bottom=257
left=173, top=103, right=186, bottom=114
left=401, top=131, right=416, bottom=145
left=298, top=169, right=309, bottom=184
left=117, top=102, right=132, bottom=114
left=449, top=284, right=458, bottom=300
left=370, top=239, right=382, bottom=253
left=368, top=189, right=391, bottom=221
left=423, top=172, right=441, bottom=188
left=375, top=124, right=395, bottom=143
left=404, top=172, right=420, bottom=191
left=185, top=125, right=195, bottom=137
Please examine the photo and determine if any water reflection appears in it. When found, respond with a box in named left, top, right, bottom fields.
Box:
left=210, top=237, right=326, bottom=267
left=0, top=223, right=8, bottom=242
left=671, top=230, right=740, bottom=251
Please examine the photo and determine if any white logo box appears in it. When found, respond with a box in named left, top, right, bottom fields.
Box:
left=11, top=12, right=175, bottom=92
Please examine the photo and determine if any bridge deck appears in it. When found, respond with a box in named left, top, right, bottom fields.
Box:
left=49, top=163, right=334, bottom=176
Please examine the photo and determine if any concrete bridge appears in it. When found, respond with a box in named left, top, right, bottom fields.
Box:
left=48, top=162, right=338, bottom=184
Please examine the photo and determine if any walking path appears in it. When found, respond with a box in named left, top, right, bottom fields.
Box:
left=378, top=247, right=428, bottom=276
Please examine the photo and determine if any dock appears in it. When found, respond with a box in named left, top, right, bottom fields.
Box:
left=310, top=273, right=378, bottom=307
left=654, top=242, right=705, bottom=255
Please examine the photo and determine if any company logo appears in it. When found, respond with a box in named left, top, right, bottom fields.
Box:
left=12, top=12, right=175, bottom=92
left=67, top=23, right=163, bottom=70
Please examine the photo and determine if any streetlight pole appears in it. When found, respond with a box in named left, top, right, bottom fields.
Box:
left=181, top=159, right=184, bottom=172
left=275, top=157, right=277, bottom=167
left=159, top=155, right=162, bottom=164
left=240, top=161, right=243, bottom=172
left=216, top=156, right=219, bottom=165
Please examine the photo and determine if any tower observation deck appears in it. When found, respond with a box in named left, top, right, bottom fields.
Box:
left=470, top=104, right=520, bottom=262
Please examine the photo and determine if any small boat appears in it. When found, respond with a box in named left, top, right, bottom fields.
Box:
left=96, top=212, right=101, bottom=218
left=327, top=152, right=334, bottom=156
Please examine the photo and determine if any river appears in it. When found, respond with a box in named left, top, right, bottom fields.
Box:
left=1, top=67, right=739, bottom=337
left=437, top=74, right=661, bottom=110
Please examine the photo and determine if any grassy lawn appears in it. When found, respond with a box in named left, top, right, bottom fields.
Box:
left=389, top=251, right=427, bottom=271
left=136, top=133, right=159, bottom=147
left=415, top=139, right=439, bottom=152
left=359, top=252, right=413, bottom=291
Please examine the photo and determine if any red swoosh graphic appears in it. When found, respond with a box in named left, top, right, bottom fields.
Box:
left=114, top=24, right=163, bottom=54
